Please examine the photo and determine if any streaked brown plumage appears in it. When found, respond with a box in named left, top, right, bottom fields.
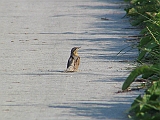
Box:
left=65, top=47, right=80, bottom=72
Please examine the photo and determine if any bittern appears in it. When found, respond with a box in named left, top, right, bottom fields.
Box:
left=65, top=47, right=80, bottom=72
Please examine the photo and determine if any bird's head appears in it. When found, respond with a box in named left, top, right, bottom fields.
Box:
left=71, top=47, right=80, bottom=56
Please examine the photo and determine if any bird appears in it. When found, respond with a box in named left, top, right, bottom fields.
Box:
left=65, top=47, right=80, bottom=72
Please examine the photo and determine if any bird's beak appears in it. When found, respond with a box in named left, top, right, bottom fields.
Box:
left=77, top=47, right=81, bottom=49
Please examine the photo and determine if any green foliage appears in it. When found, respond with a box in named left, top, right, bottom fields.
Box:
left=125, top=0, right=160, bottom=26
left=122, top=0, right=160, bottom=119
left=129, top=81, right=160, bottom=120
left=122, top=65, right=152, bottom=90
left=137, top=23, right=160, bottom=63
left=125, top=1, right=160, bottom=62
left=122, top=63, right=160, bottom=90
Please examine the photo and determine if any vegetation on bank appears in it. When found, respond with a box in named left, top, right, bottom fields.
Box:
left=122, top=0, right=160, bottom=119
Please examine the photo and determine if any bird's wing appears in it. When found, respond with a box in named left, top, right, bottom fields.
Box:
left=74, top=56, right=80, bottom=70
left=67, top=56, right=73, bottom=68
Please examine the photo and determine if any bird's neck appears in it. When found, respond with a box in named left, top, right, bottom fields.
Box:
left=71, top=51, right=78, bottom=56
left=71, top=54, right=79, bottom=59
